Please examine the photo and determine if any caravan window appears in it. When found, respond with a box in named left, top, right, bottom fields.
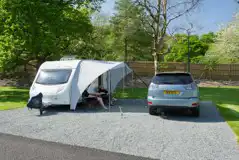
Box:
left=36, top=69, right=72, bottom=85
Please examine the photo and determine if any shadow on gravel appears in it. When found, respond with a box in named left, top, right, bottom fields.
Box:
left=38, top=105, right=108, bottom=116
left=35, top=99, right=147, bottom=116
left=37, top=99, right=225, bottom=123
left=36, top=111, right=58, bottom=117
left=161, top=102, right=224, bottom=123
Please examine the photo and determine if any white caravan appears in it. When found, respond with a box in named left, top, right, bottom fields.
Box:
left=29, top=59, right=132, bottom=110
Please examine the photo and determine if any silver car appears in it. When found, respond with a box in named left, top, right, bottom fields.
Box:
left=147, top=72, right=200, bottom=117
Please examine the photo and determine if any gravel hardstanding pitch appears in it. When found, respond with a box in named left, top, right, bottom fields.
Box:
left=0, top=100, right=238, bottom=160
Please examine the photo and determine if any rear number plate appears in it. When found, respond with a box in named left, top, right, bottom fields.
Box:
left=164, top=90, right=180, bottom=95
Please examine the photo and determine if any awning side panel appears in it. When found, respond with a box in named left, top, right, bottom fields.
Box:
left=109, top=63, right=132, bottom=93
left=70, top=66, right=81, bottom=110
left=77, top=61, right=120, bottom=95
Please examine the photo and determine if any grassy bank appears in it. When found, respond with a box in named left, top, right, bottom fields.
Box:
left=199, top=86, right=239, bottom=142
left=0, top=87, right=29, bottom=110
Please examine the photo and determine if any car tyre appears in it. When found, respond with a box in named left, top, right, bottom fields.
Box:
left=191, top=107, right=200, bottom=117
left=149, top=106, right=157, bottom=115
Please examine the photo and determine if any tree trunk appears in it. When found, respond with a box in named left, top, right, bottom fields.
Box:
left=153, top=53, right=158, bottom=75
left=152, top=37, right=158, bottom=75
left=124, top=37, right=128, bottom=62
left=35, top=57, right=46, bottom=72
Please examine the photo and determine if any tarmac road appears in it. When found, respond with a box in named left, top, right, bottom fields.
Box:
left=0, top=133, right=153, bottom=160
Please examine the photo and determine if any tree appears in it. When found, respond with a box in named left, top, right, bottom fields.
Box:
left=86, top=13, right=116, bottom=60
left=0, top=0, right=103, bottom=73
left=164, top=32, right=215, bottom=63
left=67, top=12, right=114, bottom=60
left=165, top=34, right=203, bottom=62
left=110, top=0, right=153, bottom=61
left=205, top=14, right=239, bottom=64
left=164, top=32, right=215, bottom=64
left=200, top=32, right=216, bottom=44
left=133, top=0, right=202, bottom=74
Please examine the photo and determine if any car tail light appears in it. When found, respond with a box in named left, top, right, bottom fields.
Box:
left=192, top=103, right=199, bottom=107
left=148, top=101, right=153, bottom=105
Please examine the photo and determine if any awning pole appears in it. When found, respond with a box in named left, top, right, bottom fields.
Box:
left=122, top=65, right=125, bottom=94
left=108, top=70, right=111, bottom=112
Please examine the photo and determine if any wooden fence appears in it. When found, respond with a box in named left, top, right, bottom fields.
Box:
left=127, top=61, right=239, bottom=81
left=1, top=61, right=239, bottom=82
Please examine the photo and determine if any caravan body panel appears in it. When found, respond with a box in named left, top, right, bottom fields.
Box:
left=30, top=60, right=81, bottom=106
left=31, top=83, right=71, bottom=105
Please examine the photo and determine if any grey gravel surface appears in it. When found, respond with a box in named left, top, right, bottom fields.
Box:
left=0, top=100, right=238, bottom=160
left=0, top=133, right=153, bottom=160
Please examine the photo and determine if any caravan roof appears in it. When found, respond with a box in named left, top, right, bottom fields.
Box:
left=40, top=60, right=81, bottom=70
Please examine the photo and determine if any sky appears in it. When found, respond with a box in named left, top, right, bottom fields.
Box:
left=100, top=0, right=239, bottom=35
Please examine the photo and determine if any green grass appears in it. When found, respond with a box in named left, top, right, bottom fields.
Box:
left=114, top=88, right=148, bottom=99
left=199, top=86, right=239, bottom=142
left=115, top=86, right=239, bottom=142
left=0, top=87, right=29, bottom=110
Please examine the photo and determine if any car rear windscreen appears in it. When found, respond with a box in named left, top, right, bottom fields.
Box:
left=36, top=69, right=72, bottom=85
left=152, top=73, right=193, bottom=85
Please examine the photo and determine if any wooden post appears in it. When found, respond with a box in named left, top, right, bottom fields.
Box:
left=184, top=62, right=187, bottom=72
left=229, top=64, right=232, bottom=80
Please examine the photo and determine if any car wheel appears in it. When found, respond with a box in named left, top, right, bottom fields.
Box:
left=191, top=107, right=200, bottom=117
left=149, top=106, right=157, bottom=115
